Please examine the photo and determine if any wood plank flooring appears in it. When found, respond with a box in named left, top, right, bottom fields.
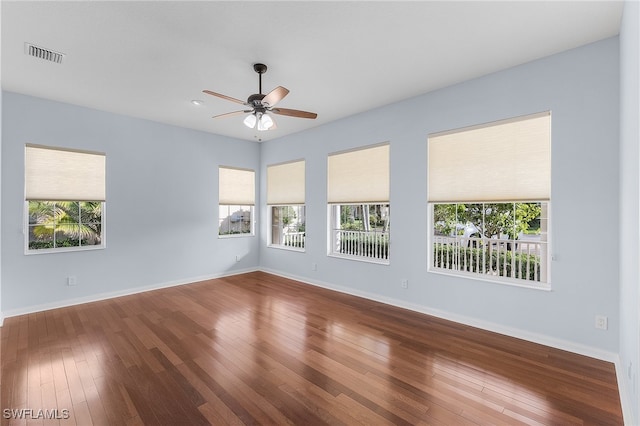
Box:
left=1, top=271, right=623, bottom=425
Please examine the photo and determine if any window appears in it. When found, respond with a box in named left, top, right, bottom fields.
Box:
left=330, top=204, right=390, bottom=261
left=327, top=143, right=390, bottom=263
left=428, top=112, right=551, bottom=286
left=218, top=166, right=255, bottom=237
left=432, top=202, right=548, bottom=283
left=25, top=144, right=106, bottom=253
left=267, top=160, right=306, bottom=250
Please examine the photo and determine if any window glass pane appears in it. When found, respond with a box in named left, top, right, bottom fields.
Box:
left=55, top=225, right=81, bottom=248
left=27, top=201, right=104, bottom=251
left=270, top=205, right=305, bottom=248
left=330, top=203, right=390, bottom=262
left=431, top=202, right=547, bottom=284
left=219, top=205, right=253, bottom=236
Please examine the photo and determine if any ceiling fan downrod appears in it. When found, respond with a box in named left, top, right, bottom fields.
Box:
left=254, top=63, right=267, bottom=95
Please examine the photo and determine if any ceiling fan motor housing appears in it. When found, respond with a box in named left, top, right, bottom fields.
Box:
left=247, top=93, right=266, bottom=105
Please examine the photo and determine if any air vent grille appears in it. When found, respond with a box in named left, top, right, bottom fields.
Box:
left=24, top=43, right=65, bottom=64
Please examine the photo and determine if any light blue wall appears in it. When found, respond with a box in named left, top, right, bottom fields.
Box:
left=619, top=0, right=640, bottom=422
left=260, top=37, right=621, bottom=355
left=1, top=92, right=261, bottom=314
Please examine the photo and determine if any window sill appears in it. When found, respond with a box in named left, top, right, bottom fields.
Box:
left=328, top=253, right=390, bottom=266
left=25, top=244, right=105, bottom=255
left=218, top=233, right=254, bottom=239
left=428, top=268, right=551, bottom=291
left=268, top=244, right=305, bottom=253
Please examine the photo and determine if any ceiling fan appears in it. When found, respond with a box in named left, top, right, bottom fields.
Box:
left=203, top=63, right=317, bottom=131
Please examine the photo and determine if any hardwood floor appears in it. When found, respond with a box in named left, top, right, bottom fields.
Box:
left=1, top=271, right=623, bottom=425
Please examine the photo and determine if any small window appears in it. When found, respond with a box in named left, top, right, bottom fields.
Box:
left=219, top=166, right=255, bottom=237
left=327, top=144, right=390, bottom=263
left=218, top=204, right=253, bottom=236
left=267, top=160, right=306, bottom=250
left=25, top=145, right=106, bottom=253
left=270, top=205, right=306, bottom=249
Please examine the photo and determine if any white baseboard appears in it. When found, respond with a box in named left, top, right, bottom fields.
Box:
left=1, top=267, right=259, bottom=320
left=614, top=355, right=637, bottom=426
left=259, top=267, right=617, bottom=362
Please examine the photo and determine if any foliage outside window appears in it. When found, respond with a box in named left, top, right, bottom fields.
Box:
left=270, top=205, right=306, bottom=249
left=28, top=201, right=103, bottom=251
left=431, top=202, right=548, bottom=285
left=330, top=204, right=390, bottom=263
left=218, top=205, right=253, bottom=236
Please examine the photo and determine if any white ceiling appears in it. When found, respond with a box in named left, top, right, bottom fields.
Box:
left=1, top=1, right=624, bottom=142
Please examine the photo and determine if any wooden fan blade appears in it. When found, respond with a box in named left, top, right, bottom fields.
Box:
left=212, top=110, right=250, bottom=119
left=271, top=108, right=318, bottom=119
left=262, top=86, right=289, bottom=107
left=203, top=90, right=246, bottom=105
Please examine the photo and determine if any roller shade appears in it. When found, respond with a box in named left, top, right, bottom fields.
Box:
left=428, top=112, right=550, bottom=203
left=267, top=160, right=305, bottom=205
left=328, top=143, right=389, bottom=204
left=25, top=144, right=106, bottom=201
left=219, top=166, right=255, bottom=205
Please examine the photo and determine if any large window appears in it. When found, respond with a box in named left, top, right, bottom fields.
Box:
left=328, top=143, right=390, bottom=263
left=218, top=166, right=255, bottom=237
left=25, top=144, right=106, bottom=253
left=428, top=112, right=551, bottom=286
left=267, top=160, right=306, bottom=250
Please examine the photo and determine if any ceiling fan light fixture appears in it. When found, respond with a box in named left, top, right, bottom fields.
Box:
left=258, top=113, right=274, bottom=131
left=243, top=113, right=257, bottom=129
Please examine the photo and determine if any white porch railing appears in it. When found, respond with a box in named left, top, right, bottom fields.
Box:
left=283, top=232, right=305, bottom=248
left=433, top=236, right=546, bottom=283
left=333, top=229, right=390, bottom=261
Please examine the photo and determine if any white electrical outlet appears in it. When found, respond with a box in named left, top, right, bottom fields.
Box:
left=595, top=315, right=608, bottom=330
left=67, top=276, right=77, bottom=286
left=401, top=279, right=408, bottom=289
left=312, top=263, right=317, bottom=271
left=235, top=255, right=240, bottom=262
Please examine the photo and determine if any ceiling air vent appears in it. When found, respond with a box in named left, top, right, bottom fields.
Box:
left=24, top=43, right=65, bottom=64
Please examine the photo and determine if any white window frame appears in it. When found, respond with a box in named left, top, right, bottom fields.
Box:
left=427, top=201, right=551, bottom=289
left=268, top=204, right=306, bottom=251
left=218, top=204, right=254, bottom=238
left=25, top=201, right=106, bottom=255
left=328, top=203, right=390, bottom=265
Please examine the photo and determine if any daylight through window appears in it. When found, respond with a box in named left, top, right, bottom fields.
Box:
left=428, top=112, right=551, bottom=286
left=267, top=160, right=306, bottom=250
left=25, top=144, right=106, bottom=253
left=218, top=166, right=255, bottom=237
left=328, top=143, right=390, bottom=263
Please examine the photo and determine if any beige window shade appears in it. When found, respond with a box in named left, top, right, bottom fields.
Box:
left=25, top=144, right=106, bottom=201
left=328, top=143, right=389, bottom=204
left=428, top=112, right=550, bottom=203
left=219, top=166, right=255, bottom=205
left=267, top=160, right=305, bottom=205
